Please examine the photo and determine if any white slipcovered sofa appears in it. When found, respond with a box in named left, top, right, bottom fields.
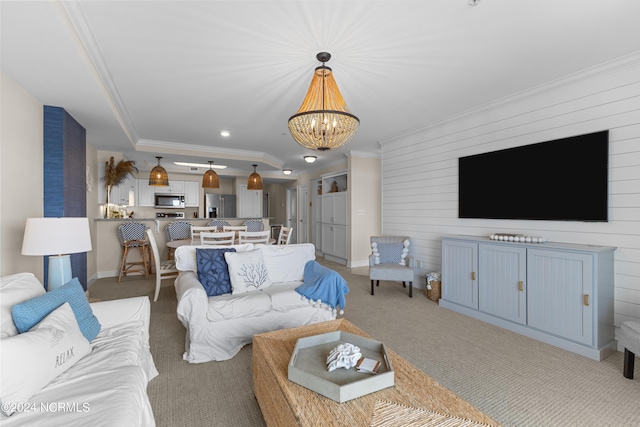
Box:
left=174, top=243, right=341, bottom=363
left=0, top=273, right=158, bottom=426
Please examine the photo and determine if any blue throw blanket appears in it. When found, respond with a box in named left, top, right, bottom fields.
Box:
left=296, top=260, right=349, bottom=312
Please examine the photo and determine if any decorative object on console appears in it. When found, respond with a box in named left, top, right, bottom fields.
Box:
left=149, top=156, right=169, bottom=186
left=247, top=164, right=263, bottom=190
left=202, top=160, right=220, bottom=188
left=288, top=52, right=359, bottom=151
left=490, top=234, right=546, bottom=243
left=21, top=217, right=93, bottom=292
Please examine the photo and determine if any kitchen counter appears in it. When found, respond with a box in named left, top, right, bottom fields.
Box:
left=94, top=218, right=271, bottom=278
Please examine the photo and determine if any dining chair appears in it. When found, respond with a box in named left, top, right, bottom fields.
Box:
left=200, top=231, right=235, bottom=246
left=146, top=229, right=179, bottom=302
left=117, top=222, right=150, bottom=283
left=369, top=236, right=414, bottom=297
left=164, top=220, right=192, bottom=259
left=207, top=219, right=230, bottom=231
left=242, top=219, right=264, bottom=232
left=223, top=225, right=247, bottom=243
left=190, top=226, right=219, bottom=242
left=238, top=230, right=270, bottom=245
left=277, top=226, right=293, bottom=245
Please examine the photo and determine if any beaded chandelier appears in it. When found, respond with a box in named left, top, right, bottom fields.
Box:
left=288, top=52, right=359, bottom=151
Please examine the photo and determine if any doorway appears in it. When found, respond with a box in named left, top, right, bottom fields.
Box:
left=286, top=187, right=297, bottom=243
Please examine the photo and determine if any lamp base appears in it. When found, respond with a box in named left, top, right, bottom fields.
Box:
left=48, top=255, right=72, bottom=292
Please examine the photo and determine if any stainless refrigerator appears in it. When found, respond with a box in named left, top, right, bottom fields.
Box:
left=205, top=194, right=236, bottom=218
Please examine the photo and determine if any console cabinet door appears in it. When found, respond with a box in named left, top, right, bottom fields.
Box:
left=527, top=249, right=593, bottom=346
left=479, top=244, right=527, bottom=325
left=441, top=240, right=478, bottom=309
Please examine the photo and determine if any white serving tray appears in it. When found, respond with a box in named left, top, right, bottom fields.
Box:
left=288, top=331, right=394, bottom=403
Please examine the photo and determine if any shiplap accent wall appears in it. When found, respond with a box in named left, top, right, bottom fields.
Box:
left=381, top=55, right=640, bottom=334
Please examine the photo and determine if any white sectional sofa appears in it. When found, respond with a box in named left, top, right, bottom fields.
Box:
left=174, top=243, right=341, bottom=363
left=0, top=273, right=158, bottom=426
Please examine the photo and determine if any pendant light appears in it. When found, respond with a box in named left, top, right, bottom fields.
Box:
left=202, top=161, right=220, bottom=188
left=247, top=164, right=263, bottom=190
left=288, top=52, right=359, bottom=151
left=149, top=156, right=169, bottom=186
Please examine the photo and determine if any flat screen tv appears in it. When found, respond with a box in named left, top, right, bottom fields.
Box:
left=458, top=130, right=608, bottom=222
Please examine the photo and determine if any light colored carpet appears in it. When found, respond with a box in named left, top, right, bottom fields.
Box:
left=89, top=259, right=640, bottom=427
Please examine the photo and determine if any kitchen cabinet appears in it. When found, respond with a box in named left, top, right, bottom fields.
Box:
left=154, top=180, right=185, bottom=194
left=319, top=171, right=348, bottom=264
left=321, top=224, right=347, bottom=260
left=137, top=179, right=155, bottom=207
left=184, top=181, right=199, bottom=207
left=440, top=235, right=615, bottom=360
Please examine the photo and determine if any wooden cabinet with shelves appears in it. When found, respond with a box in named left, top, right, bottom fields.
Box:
left=318, top=171, right=348, bottom=264
left=440, top=235, right=615, bottom=360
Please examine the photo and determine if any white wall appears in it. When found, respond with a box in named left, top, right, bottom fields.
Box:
left=381, top=55, right=640, bottom=332
left=0, top=72, right=44, bottom=281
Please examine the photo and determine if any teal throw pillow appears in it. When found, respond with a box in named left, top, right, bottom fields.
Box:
left=196, top=248, right=236, bottom=296
left=12, top=277, right=101, bottom=342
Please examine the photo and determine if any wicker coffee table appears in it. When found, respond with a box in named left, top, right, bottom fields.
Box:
left=253, top=319, right=499, bottom=426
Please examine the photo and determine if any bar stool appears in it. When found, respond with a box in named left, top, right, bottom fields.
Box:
left=117, top=222, right=150, bottom=282
left=165, top=220, right=191, bottom=260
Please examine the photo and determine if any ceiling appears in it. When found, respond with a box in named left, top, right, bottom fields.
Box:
left=3, top=1, right=640, bottom=183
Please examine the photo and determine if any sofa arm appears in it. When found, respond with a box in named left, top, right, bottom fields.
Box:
left=175, top=271, right=209, bottom=326
left=90, top=296, right=151, bottom=338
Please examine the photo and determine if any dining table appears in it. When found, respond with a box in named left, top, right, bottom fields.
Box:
left=165, top=237, right=276, bottom=259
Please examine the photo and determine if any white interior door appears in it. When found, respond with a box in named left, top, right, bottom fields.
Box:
left=298, top=185, right=308, bottom=243
left=286, top=186, right=297, bottom=243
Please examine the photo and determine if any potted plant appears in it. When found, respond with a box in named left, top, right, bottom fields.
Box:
left=102, top=156, right=137, bottom=218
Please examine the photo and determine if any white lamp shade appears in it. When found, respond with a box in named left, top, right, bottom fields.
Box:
left=22, top=217, right=92, bottom=256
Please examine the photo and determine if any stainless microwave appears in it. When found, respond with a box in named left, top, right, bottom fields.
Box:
left=155, top=193, right=185, bottom=209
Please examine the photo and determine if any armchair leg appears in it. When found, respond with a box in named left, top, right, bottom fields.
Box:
left=624, top=348, right=635, bottom=379
left=402, top=282, right=406, bottom=288
left=370, top=280, right=374, bottom=295
left=376, top=280, right=380, bottom=287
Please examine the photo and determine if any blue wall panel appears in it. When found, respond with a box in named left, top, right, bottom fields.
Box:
left=43, top=106, right=87, bottom=290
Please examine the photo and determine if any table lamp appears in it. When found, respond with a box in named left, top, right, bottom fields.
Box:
left=22, top=217, right=92, bottom=291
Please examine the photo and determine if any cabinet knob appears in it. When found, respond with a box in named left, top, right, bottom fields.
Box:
left=583, top=294, right=590, bottom=307
left=518, top=281, right=524, bottom=291
left=471, top=272, right=476, bottom=281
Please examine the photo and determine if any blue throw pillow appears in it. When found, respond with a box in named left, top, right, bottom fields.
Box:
left=196, top=248, right=236, bottom=296
left=11, top=277, right=101, bottom=342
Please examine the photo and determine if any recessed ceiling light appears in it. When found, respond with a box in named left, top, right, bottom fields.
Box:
left=282, top=169, right=292, bottom=175
left=220, top=130, right=230, bottom=137
left=174, top=161, right=227, bottom=169
left=304, top=155, right=317, bottom=163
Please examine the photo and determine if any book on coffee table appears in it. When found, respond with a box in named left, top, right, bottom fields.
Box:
left=356, top=357, right=380, bottom=374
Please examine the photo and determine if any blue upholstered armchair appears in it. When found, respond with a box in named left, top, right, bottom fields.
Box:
left=369, top=236, right=414, bottom=297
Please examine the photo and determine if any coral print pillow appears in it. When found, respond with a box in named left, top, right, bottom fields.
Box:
left=224, top=250, right=272, bottom=295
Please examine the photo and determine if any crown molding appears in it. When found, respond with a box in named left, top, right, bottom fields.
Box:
left=380, top=50, right=640, bottom=145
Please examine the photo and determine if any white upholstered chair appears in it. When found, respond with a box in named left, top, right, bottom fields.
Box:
left=146, top=229, right=178, bottom=302
left=369, top=236, right=414, bottom=297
